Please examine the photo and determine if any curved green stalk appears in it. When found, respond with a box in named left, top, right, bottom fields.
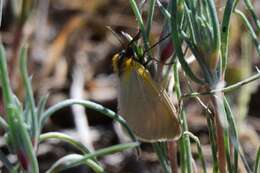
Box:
left=243, top=0, right=260, bottom=33
left=47, top=142, right=139, bottom=173
left=41, top=99, right=137, bottom=142
left=146, top=0, right=156, bottom=37
left=40, top=132, right=92, bottom=155
left=153, top=143, right=171, bottom=173
left=255, top=147, right=260, bottom=173
left=47, top=154, right=104, bottom=173
left=183, top=131, right=207, bottom=173
left=0, top=45, right=13, bottom=108
left=234, top=9, right=260, bottom=55
left=207, top=116, right=218, bottom=173
left=40, top=132, right=105, bottom=173
left=156, top=0, right=171, bottom=20
left=129, top=0, right=151, bottom=59
left=171, top=0, right=204, bottom=85
left=19, top=46, right=38, bottom=144
left=223, top=97, right=239, bottom=173
left=182, top=71, right=260, bottom=98
left=221, top=0, right=238, bottom=73
left=173, top=63, right=193, bottom=173
left=0, top=44, right=39, bottom=173
left=0, top=0, right=3, bottom=27
left=206, top=0, right=220, bottom=54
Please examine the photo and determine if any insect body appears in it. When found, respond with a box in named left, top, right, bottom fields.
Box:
left=113, top=46, right=181, bottom=142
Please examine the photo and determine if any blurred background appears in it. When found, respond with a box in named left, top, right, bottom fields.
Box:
left=0, top=0, right=259, bottom=172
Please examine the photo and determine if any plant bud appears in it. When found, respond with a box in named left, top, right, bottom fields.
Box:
left=17, top=149, right=29, bottom=171
left=159, top=24, right=175, bottom=64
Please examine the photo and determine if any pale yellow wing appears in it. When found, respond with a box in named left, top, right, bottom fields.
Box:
left=118, top=61, right=181, bottom=142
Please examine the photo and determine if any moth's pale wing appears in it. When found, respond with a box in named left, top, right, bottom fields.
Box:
left=118, top=62, right=181, bottom=142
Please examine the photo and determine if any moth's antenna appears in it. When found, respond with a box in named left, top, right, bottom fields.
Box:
left=106, top=26, right=125, bottom=48
left=143, top=32, right=171, bottom=55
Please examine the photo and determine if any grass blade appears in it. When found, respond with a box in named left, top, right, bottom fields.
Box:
left=47, top=142, right=139, bottom=173
left=41, top=99, right=137, bottom=143
left=254, top=147, right=260, bottom=173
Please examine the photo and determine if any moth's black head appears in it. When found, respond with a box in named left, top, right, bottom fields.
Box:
left=125, top=46, right=135, bottom=58
left=117, top=47, right=136, bottom=67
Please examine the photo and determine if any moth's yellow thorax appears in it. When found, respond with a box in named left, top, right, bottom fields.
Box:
left=112, top=54, right=120, bottom=73
left=124, top=58, right=134, bottom=71
left=112, top=54, right=134, bottom=74
left=112, top=52, right=151, bottom=84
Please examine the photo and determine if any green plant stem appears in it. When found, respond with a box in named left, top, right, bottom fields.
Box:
left=234, top=9, right=260, bottom=55
left=47, top=142, right=139, bottom=173
left=129, top=0, right=151, bottom=58
left=240, top=149, right=253, bottom=173
left=207, top=116, right=218, bottom=173
left=19, top=46, right=38, bottom=146
left=9, top=105, right=39, bottom=173
left=221, top=0, right=238, bottom=73
left=146, top=0, right=156, bottom=37
left=173, top=63, right=193, bottom=173
left=153, top=143, right=171, bottom=173
left=156, top=0, right=171, bottom=20
left=183, top=131, right=207, bottom=173
left=40, top=132, right=105, bottom=173
left=183, top=3, right=197, bottom=45
left=182, top=71, right=260, bottom=98
left=47, top=154, right=105, bottom=173
left=255, top=147, right=260, bottom=173
left=170, top=0, right=204, bottom=85
left=0, top=0, right=3, bottom=27
left=41, top=99, right=136, bottom=142
left=206, top=0, right=220, bottom=53
left=182, top=31, right=214, bottom=84
left=223, top=129, right=232, bottom=173
left=0, top=45, right=13, bottom=107
left=40, top=132, right=92, bottom=155
left=0, top=44, right=39, bottom=173
left=243, top=0, right=260, bottom=33
left=179, top=137, right=186, bottom=173
left=223, top=97, right=239, bottom=173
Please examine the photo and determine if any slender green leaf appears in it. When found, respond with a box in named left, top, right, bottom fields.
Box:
left=207, top=116, right=218, bottom=173
left=184, top=131, right=207, bottom=173
left=129, top=0, right=151, bottom=59
left=221, top=0, right=238, bottom=73
left=19, top=46, right=38, bottom=142
left=255, top=147, right=260, bottom=173
left=41, top=99, right=137, bottom=142
left=235, top=9, right=260, bottom=55
left=146, top=0, right=156, bottom=37
left=224, top=97, right=239, bottom=173
left=46, top=154, right=105, bottom=173
left=40, top=132, right=92, bottom=156
left=153, top=143, right=171, bottom=173
left=173, top=61, right=193, bottom=173
left=243, top=0, right=260, bottom=33
left=47, top=142, right=139, bottom=173
left=156, top=0, right=171, bottom=20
